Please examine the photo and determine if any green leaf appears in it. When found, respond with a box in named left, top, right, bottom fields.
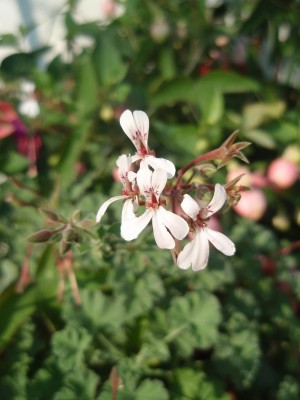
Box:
left=57, top=119, right=92, bottom=187
left=62, top=289, right=127, bottom=332
left=242, top=101, right=286, bottom=130
left=165, top=292, right=222, bottom=356
left=0, top=322, right=34, bottom=399
left=52, top=325, right=92, bottom=371
left=0, top=151, right=29, bottom=174
left=121, top=272, right=165, bottom=319
left=135, top=379, right=169, bottom=400
left=99, top=379, right=169, bottom=400
left=53, top=369, right=99, bottom=400
left=150, top=72, right=259, bottom=110
left=277, top=376, right=300, bottom=400
left=213, top=314, right=261, bottom=389
left=137, top=332, right=170, bottom=365
left=0, top=49, right=49, bottom=78
left=93, top=32, right=127, bottom=86
left=150, top=78, right=195, bottom=108
left=243, top=129, right=277, bottom=149
left=173, top=368, right=230, bottom=400
left=0, top=260, right=19, bottom=294
left=0, top=33, right=18, bottom=46
left=196, top=71, right=260, bottom=93
left=27, top=360, right=65, bottom=398
left=197, top=87, right=224, bottom=125
left=264, top=120, right=300, bottom=144
left=0, top=286, right=37, bottom=351
left=153, top=121, right=200, bottom=157
left=75, top=52, right=98, bottom=116
left=159, top=48, right=176, bottom=80
left=0, top=247, right=56, bottom=350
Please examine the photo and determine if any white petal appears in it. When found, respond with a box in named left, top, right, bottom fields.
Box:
left=119, top=110, right=149, bottom=151
left=120, top=110, right=140, bottom=150
left=205, top=228, right=236, bottom=256
left=181, top=194, right=200, bottom=220
left=146, top=155, right=176, bottom=179
left=128, top=171, right=136, bottom=182
left=133, top=110, right=149, bottom=148
left=191, top=229, right=210, bottom=271
left=152, top=211, right=175, bottom=249
left=96, top=195, right=125, bottom=223
left=131, top=154, right=142, bottom=163
left=158, top=206, right=189, bottom=240
left=177, top=239, right=195, bottom=269
left=121, top=198, right=136, bottom=222
left=121, top=209, right=153, bottom=241
left=151, top=169, right=167, bottom=200
left=116, top=154, right=132, bottom=185
left=116, top=154, right=131, bottom=169
left=205, top=183, right=227, bottom=217
left=137, top=167, right=152, bottom=196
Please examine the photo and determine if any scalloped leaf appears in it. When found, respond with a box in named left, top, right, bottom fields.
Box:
left=165, top=292, right=222, bottom=356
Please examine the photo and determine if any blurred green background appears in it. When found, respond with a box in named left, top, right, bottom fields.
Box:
left=0, top=0, right=300, bottom=399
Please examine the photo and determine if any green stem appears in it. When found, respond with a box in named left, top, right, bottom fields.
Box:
left=173, top=148, right=223, bottom=189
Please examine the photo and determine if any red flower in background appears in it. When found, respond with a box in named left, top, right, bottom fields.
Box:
left=0, top=101, right=41, bottom=176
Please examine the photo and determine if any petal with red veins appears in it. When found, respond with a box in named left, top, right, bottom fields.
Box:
left=133, top=110, right=149, bottom=149
left=151, top=169, right=167, bottom=200
left=120, top=110, right=140, bottom=150
left=137, top=167, right=152, bottom=196
left=120, top=110, right=149, bottom=151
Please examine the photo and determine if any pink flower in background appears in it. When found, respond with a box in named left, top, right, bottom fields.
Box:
left=0, top=101, right=41, bottom=176
left=102, top=0, right=125, bottom=19
left=177, top=184, right=235, bottom=271
left=267, top=158, right=299, bottom=189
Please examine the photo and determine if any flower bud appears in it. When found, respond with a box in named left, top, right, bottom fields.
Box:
left=26, top=229, right=54, bottom=243
left=234, top=189, right=267, bottom=221
left=267, top=158, right=299, bottom=189
left=150, top=19, right=170, bottom=43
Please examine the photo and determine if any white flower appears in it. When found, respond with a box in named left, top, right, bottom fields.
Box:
left=19, top=98, right=40, bottom=118
left=119, top=109, right=176, bottom=178
left=116, top=154, right=136, bottom=191
left=177, top=184, right=235, bottom=271
left=121, top=168, right=189, bottom=249
left=96, top=155, right=137, bottom=223
left=18, top=80, right=40, bottom=118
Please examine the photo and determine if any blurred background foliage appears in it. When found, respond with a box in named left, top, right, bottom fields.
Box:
left=0, top=0, right=300, bottom=399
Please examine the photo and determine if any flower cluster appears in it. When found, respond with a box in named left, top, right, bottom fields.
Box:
left=96, top=110, right=249, bottom=270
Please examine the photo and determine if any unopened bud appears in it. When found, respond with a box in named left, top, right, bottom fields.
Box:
left=150, top=19, right=170, bottom=43
left=26, top=229, right=54, bottom=243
